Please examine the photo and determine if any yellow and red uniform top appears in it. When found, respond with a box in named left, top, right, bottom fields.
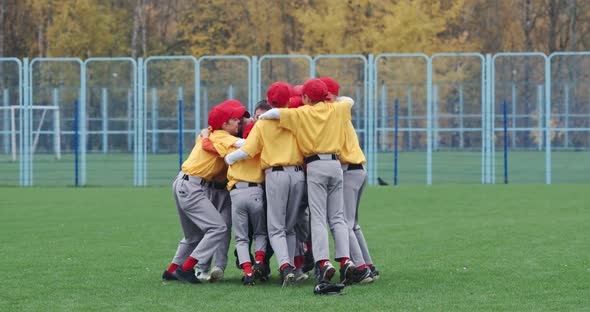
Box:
left=339, top=121, right=366, bottom=165
left=181, top=135, right=226, bottom=181
left=241, top=120, right=304, bottom=170
left=278, top=99, right=352, bottom=156
left=208, top=130, right=264, bottom=190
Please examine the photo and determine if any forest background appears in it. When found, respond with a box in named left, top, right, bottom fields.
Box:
left=1, top=0, right=588, bottom=59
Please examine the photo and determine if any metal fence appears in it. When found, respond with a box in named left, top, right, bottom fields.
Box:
left=1, top=52, right=589, bottom=186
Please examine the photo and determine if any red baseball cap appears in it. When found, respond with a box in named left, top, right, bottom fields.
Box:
left=267, top=82, right=292, bottom=108
left=288, top=95, right=303, bottom=109
left=302, top=79, right=328, bottom=102
left=243, top=122, right=256, bottom=139
left=222, top=99, right=250, bottom=118
left=319, top=77, right=339, bottom=96
left=208, top=103, right=244, bottom=130
left=292, top=85, right=303, bottom=96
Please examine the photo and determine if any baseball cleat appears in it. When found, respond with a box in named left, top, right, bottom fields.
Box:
left=293, top=268, right=309, bottom=282
left=253, top=261, right=270, bottom=282
left=172, top=268, right=201, bottom=284
left=280, top=265, right=295, bottom=287
left=242, top=273, right=256, bottom=286
left=162, top=270, right=177, bottom=281
left=196, top=270, right=211, bottom=282
left=351, top=267, right=373, bottom=284
left=370, top=265, right=380, bottom=280
left=302, top=250, right=314, bottom=273
left=339, top=260, right=356, bottom=285
left=318, top=262, right=336, bottom=283
left=209, top=266, right=224, bottom=282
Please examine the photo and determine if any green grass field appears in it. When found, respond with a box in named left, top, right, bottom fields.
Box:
left=1, top=185, right=588, bottom=311
left=1, top=151, right=589, bottom=186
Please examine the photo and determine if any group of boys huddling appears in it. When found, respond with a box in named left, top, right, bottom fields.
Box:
left=161, top=77, right=379, bottom=293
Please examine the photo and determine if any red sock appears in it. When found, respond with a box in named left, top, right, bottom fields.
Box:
left=368, top=263, right=374, bottom=268
left=280, top=263, right=290, bottom=271
left=167, top=263, right=179, bottom=274
left=339, top=257, right=349, bottom=268
left=294, top=256, right=304, bottom=269
left=255, top=251, right=265, bottom=263
left=242, top=262, right=253, bottom=275
left=358, top=264, right=367, bottom=270
left=319, top=260, right=330, bottom=268
left=181, top=257, right=197, bottom=271
left=305, top=241, right=312, bottom=252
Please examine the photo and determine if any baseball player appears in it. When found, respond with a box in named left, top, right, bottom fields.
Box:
left=287, top=93, right=313, bottom=277
left=320, top=76, right=376, bottom=284
left=257, top=78, right=356, bottom=285
left=225, top=82, right=306, bottom=286
left=226, top=114, right=267, bottom=286
left=192, top=100, right=251, bottom=283
left=161, top=102, right=245, bottom=284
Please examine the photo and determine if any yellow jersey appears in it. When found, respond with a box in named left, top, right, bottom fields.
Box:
left=181, top=136, right=225, bottom=181
left=241, top=120, right=304, bottom=169
left=278, top=100, right=351, bottom=156
left=339, top=121, right=366, bottom=164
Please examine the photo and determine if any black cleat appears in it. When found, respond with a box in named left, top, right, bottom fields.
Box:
left=253, top=261, right=269, bottom=282
left=172, top=268, right=201, bottom=284
left=162, top=270, right=177, bottom=281
left=242, top=273, right=256, bottom=286
left=280, top=265, right=295, bottom=287
left=339, top=260, right=356, bottom=285
left=302, top=250, right=314, bottom=273
left=370, top=265, right=380, bottom=280
left=317, top=262, right=336, bottom=283
left=351, top=267, right=373, bottom=284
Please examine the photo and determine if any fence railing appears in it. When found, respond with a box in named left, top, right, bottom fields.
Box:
left=1, top=52, right=589, bottom=186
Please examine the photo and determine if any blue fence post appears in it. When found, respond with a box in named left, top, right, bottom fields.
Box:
left=503, top=99, right=508, bottom=184
left=74, top=100, right=79, bottom=187
left=178, top=88, right=184, bottom=172
left=394, top=98, right=399, bottom=186
left=407, top=86, right=412, bottom=150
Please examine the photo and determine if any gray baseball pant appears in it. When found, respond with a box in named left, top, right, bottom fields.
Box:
left=230, top=183, right=267, bottom=265
left=294, top=186, right=310, bottom=257
left=204, top=185, right=232, bottom=272
left=342, top=164, right=369, bottom=266
left=349, top=169, right=374, bottom=265
left=307, top=158, right=349, bottom=262
left=170, top=172, right=227, bottom=269
left=265, top=166, right=306, bottom=268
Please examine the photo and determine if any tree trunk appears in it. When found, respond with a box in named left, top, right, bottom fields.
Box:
left=131, top=0, right=140, bottom=59
left=0, top=0, right=4, bottom=90
left=547, top=0, right=559, bottom=53
left=568, top=0, right=578, bottom=51
left=141, top=0, right=147, bottom=58
left=0, top=0, right=5, bottom=59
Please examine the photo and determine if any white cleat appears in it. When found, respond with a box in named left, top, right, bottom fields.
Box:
left=209, top=266, right=224, bottom=283
left=196, top=269, right=211, bottom=282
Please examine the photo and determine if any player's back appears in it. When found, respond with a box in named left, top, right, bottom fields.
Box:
left=279, top=100, right=351, bottom=156
left=246, top=120, right=304, bottom=169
